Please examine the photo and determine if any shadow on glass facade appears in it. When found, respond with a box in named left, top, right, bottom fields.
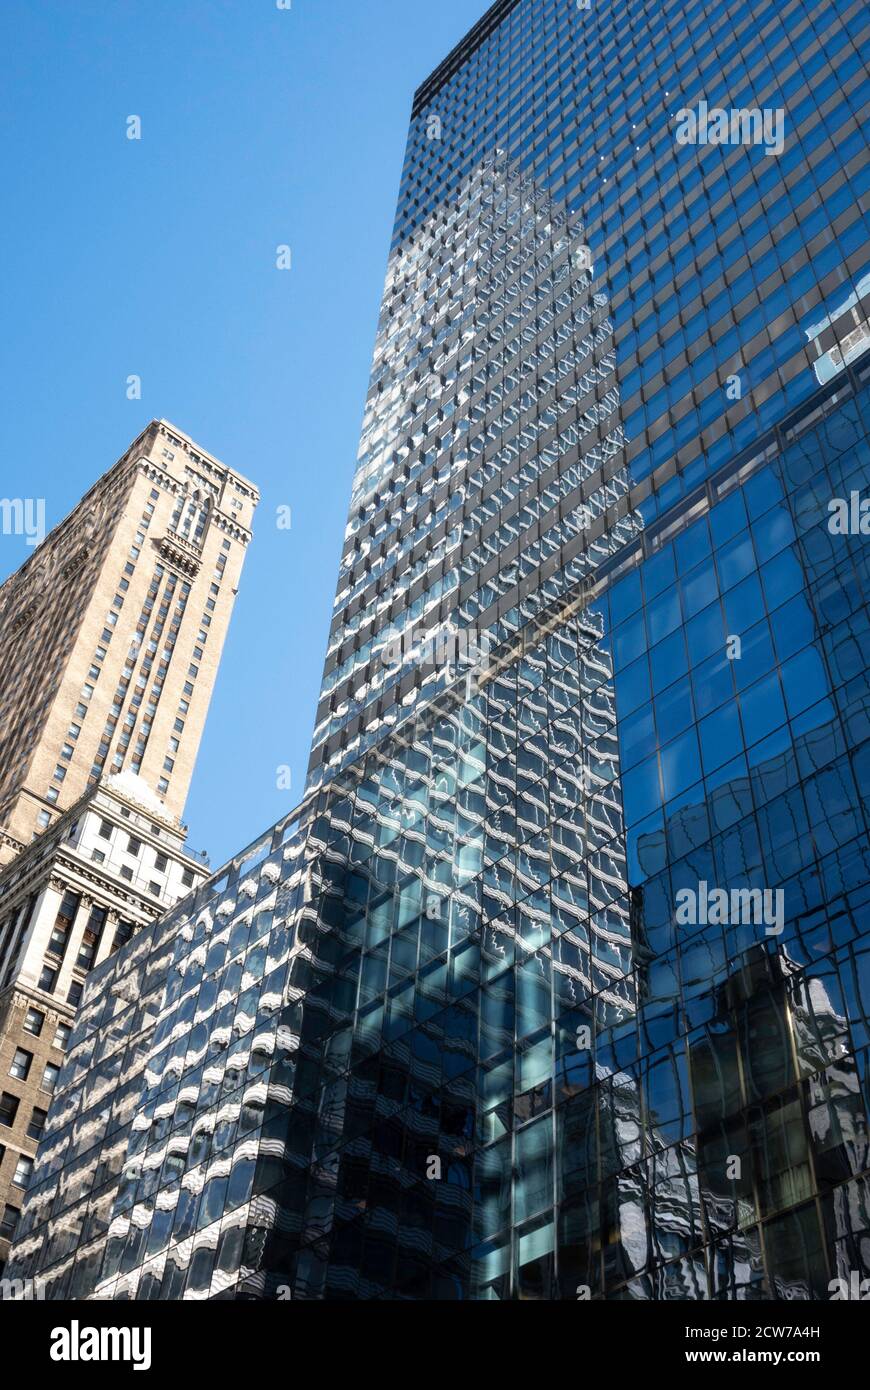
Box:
left=6, top=0, right=870, bottom=1300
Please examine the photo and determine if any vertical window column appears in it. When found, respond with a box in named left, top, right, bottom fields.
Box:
left=92, top=908, right=123, bottom=972
left=0, top=895, right=35, bottom=988
left=50, top=892, right=93, bottom=1003
left=11, top=884, right=61, bottom=994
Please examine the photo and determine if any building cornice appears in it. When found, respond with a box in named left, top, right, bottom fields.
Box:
left=155, top=420, right=260, bottom=500
left=48, top=855, right=163, bottom=917
left=0, top=831, right=190, bottom=924
left=0, top=981, right=77, bottom=1025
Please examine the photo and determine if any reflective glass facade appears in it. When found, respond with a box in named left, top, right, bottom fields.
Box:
left=7, top=0, right=870, bottom=1301
left=310, top=0, right=868, bottom=787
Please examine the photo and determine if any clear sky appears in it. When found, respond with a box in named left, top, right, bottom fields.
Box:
left=0, top=0, right=488, bottom=868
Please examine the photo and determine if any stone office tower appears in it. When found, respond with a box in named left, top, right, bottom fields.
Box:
left=8, top=0, right=870, bottom=1301
left=0, top=422, right=256, bottom=1274
left=0, top=420, right=259, bottom=866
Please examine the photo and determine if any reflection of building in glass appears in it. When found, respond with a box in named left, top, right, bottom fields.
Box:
left=309, top=147, right=637, bottom=790
left=805, top=268, right=870, bottom=386
left=7, top=0, right=870, bottom=1299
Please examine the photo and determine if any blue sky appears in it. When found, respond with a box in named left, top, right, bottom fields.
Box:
left=0, top=0, right=487, bottom=867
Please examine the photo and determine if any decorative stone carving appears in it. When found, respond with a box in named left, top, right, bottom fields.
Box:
left=155, top=534, right=201, bottom=579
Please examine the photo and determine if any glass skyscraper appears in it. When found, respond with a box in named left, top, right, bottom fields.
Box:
left=7, top=0, right=870, bottom=1301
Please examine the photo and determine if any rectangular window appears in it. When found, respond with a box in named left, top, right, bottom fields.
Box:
left=38, top=965, right=57, bottom=994
left=41, top=1063, right=61, bottom=1092
left=98, top=819, right=113, bottom=840
left=23, top=1008, right=44, bottom=1037
left=52, top=1022, right=72, bottom=1052
left=66, top=981, right=83, bottom=1009
left=9, top=1049, right=32, bottom=1081
left=12, top=1156, right=33, bottom=1190
left=0, top=1205, right=21, bottom=1240
left=48, top=924, right=69, bottom=958
left=27, top=1107, right=47, bottom=1143
left=112, top=921, right=134, bottom=953
left=76, top=930, right=99, bottom=971
left=154, top=852, right=168, bottom=872
left=0, top=1093, right=20, bottom=1128
left=127, top=836, right=142, bottom=857
left=57, top=891, right=80, bottom=925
